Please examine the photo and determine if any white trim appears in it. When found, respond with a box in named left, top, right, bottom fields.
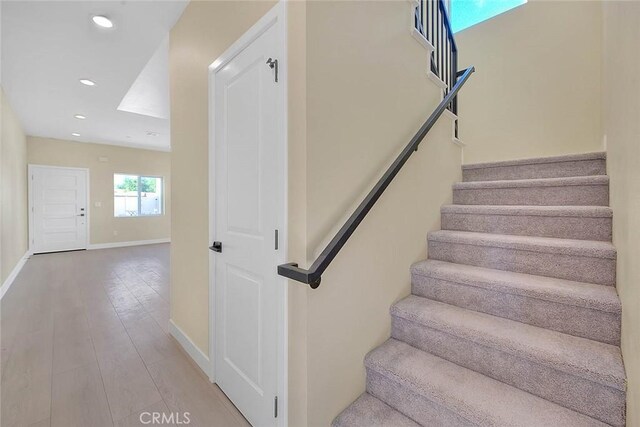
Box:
left=442, top=108, right=457, bottom=121
left=87, top=238, right=170, bottom=250
left=408, top=0, right=435, bottom=53
left=428, top=70, right=448, bottom=90
left=208, top=2, right=288, bottom=426
left=28, top=164, right=91, bottom=254
left=441, top=109, right=465, bottom=147
left=169, top=319, right=211, bottom=377
left=452, top=137, right=466, bottom=147
left=208, top=65, right=217, bottom=386
left=412, top=28, right=435, bottom=53
left=0, top=251, right=30, bottom=300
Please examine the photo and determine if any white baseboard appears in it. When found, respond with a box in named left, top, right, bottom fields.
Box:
left=169, top=319, right=211, bottom=378
left=1, top=251, right=30, bottom=300
left=87, top=238, right=170, bottom=250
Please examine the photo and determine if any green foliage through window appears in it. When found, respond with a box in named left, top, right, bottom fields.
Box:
left=115, top=177, right=138, bottom=192
left=114, top=174, right=163, bottom=217
left=140, top=177, right=156, bottom=193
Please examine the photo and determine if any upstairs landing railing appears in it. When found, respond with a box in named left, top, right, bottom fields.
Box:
left=415, top=0, right=459, bottom=118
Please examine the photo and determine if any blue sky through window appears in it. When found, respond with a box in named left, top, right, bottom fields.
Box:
left=451, top=0, right=527, bottom=33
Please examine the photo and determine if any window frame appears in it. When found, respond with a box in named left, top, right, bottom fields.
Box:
left=113, top=173, right=165, bottom=218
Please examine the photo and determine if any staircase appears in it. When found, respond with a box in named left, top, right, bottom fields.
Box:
left=333, top=152, right=626, bottom=427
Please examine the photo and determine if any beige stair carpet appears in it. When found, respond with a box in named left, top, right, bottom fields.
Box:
left=334, top=152, right=626, bottom=427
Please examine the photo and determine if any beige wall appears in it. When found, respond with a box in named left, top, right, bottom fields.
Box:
left=304, top=2, right=460, bottom=425
left=170, top=2, right=314, bottom=423
left=603, top=2, right=640, bottom=426
left=27, top=137, right=170, bottom=245
left=1, top=88, right=28, bottom=285
left=169, top=0, right=277, bottom=364
left=456, top=0, right=604, bottom=164
left=170, top=1, right=461, bottom=425
left=170, top=2, right=640, bottom=426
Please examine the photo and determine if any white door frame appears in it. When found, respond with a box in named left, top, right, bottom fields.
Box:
left=207, top=2, right=288, bottom=425
left=28, top=164, right=91, bottom=255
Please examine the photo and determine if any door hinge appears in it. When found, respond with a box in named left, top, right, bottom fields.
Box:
left=266, top=58, right=278, bottom=83
left=274, top=229, right=279, bottom=250
left=274, top=396, right=278, bottom=418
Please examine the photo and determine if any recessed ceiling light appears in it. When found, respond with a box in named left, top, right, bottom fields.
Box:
left=92, top=15, right=113, bottom=29
left=74, top=114, right=86, bottom=120
left=72, top=133, right=81, bottom=137
left=79, top=79, right=96, bottom=86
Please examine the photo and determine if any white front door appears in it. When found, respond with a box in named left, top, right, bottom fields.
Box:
left=30, top=165, right=88, bottom=254
left=210, top=5, right=285, bottom=427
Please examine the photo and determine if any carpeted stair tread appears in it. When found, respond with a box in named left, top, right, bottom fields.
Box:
left=365, top=339, right=607, bottom=427
left=462, top=152, right=606, bottom=182
left=452, top=176, right=610, bottom=206
left=428, top=230, right=616, bottom=259
left=411, top=260, right=620, bottom=314
left=462, top=152, right=606, bottom=170
left=440, top=204, right=612, bottom=217
left=411, top=260, right=621, bottom=345
left=391, top=296, right=625, bottom=391
left=332, top=393, right=420, bottom=427
left=427, top=230, right=616, bottom=285
left=453, top=175, right=609, bottom=190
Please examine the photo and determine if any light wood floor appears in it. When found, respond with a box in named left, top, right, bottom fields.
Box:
left=1, top=244, right=250, bottom=427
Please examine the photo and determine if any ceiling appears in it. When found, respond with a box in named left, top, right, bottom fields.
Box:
left=1, top=1, right=188, bottom=151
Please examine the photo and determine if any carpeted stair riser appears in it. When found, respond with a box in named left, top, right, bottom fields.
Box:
left=427, top=233, right=616, bottom=286
left=462, top=152, right=606, bottom=182
left=364, top=339, right=608, bottom=427
left=391, top=315, right=625, bottom=426
left=453, top=177, right=609, bottom=206
left=441, top=206, right=612, bottom=241
left=331, top=393, right=420, bottom=427
left=366, top=369, right=474, bottom=427
left=411, top=271, right=621, bottom=345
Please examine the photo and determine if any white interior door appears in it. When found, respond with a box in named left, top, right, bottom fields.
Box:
left=211, top=6, right=285, bottom=427
left=30, top=165, right=88, bottom=254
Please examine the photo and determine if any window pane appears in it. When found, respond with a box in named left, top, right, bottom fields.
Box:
left=451, top=0, right=526, bottom=33
left=114, top=174, right=139, bottom=217
left=140, top=176, right=163, bottom=216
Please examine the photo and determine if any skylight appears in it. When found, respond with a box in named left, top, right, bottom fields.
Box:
left=451, top=0, right=527, bottom=33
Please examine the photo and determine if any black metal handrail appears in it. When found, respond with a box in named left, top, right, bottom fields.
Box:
left=278, top=66, right=475, bottom=288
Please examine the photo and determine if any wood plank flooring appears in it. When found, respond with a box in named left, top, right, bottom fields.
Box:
left=1, top=244, right=250, bottom=427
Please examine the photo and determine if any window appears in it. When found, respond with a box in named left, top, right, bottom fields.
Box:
left=114, top=174, right=163, bottom=217
left=451, top=0, right=527, bottom=33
